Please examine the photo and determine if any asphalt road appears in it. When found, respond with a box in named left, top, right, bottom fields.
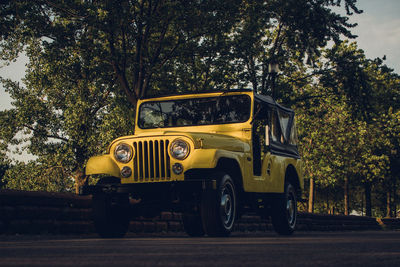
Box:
left=1, top=231, right=400, bottom=266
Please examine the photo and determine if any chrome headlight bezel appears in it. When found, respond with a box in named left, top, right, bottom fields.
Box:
left=114, top=143, right=133, bottom=163
left=169, top=139, right=190, bottom=160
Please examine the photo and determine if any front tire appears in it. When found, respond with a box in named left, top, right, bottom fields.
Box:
left=92, top=178, right=130, bottom=238
left=182, top=212, right=205, bottom=237
left=271, top=182, right=297, bottom=235
left=201, top=172, right=237, bottom=237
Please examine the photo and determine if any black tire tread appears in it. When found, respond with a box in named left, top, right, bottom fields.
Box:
left=201, top=172, right=236, bottom=237
left=182, top=212, right=205, bottom=237
left=271, top=182, right=297, bottom=236
left=92, top=178, right=130, bottom=238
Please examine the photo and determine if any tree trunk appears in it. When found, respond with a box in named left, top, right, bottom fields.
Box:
left=308, top=177, right=314, bottom=213
left=74, top=147, right=88, bottom=194
left=344, top=177, right=349, bottom=215
left=74, top=168, right=87, bottom=194
left=393, top=181, right=397, bottom=218
left=365, top=182, right=372, bottom=217
left=386, top=190, right=392, bottom=218
left=326, top=193, right=330, bottom=214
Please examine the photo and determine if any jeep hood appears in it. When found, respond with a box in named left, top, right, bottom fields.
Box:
left=177, top=132, right=247, bottom=152
left=109, top=131, right=248, bottom=153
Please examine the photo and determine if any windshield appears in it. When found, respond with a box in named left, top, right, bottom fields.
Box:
left=138, top=94, right=251, bottom=129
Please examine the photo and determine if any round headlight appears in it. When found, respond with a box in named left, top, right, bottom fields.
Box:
left=114, top=143, right=133, bottom=163
left=170, top=139, right=190, bottom=160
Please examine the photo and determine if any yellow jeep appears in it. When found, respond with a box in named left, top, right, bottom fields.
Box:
left=80, top=90, right=303, bottom=237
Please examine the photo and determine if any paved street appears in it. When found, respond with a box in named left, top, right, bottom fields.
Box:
left=1, top=231, right=400, bottom=266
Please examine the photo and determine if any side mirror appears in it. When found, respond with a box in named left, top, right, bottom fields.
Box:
left=265, top=125, right=270, bottom=146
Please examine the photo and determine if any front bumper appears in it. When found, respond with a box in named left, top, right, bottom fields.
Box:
left=78, top=179, right=217, bottom=196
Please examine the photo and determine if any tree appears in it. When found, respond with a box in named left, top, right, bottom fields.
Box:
left=0, top=0, right=364, bottom=192
left=227, top=0, right=361, bottom=96
left=321, top=41, right=400, bottom=216
left=0, top=38, right=135, bottom=192
left=295, top=41, right=399, bottom=216
left=297, top=88, right=390, bottom=215
left=1, top=0, right=243, bottom=107
left=1, top=0, right=363, bottom=103
left=376, top=109, right=400, bottom=217
left=0, top=0, right=246, bottom=192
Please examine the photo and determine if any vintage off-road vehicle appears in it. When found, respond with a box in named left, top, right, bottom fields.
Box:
left=80, top=90, right=303, bottom=237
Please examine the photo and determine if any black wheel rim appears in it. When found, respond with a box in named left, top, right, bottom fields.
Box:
left=286, top=187, right=297, bottom=228
left=219, top=181, right=236, bottom=230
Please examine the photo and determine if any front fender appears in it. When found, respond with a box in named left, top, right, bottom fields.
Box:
left=85, top=155, right=120, bottom=178
left=185, top=149, right=242, bottom=169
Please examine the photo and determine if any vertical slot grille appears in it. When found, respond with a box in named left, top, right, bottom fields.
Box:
left=133, top=139, right=170, bottom=181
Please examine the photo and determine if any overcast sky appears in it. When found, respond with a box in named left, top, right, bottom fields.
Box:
left=0, top=0, right=399, bottom=160
left=347, top=0, right=400, bottom=72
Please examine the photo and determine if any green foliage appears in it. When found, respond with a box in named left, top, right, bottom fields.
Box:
left=0, top=0, right=363, bottom=192
left=1, top=0, right=361, bottom=99
left=295, top=42, right=399, bottom=216
left=0, top=0, right=398, bottom=217
left=0, top=0, right=245, bottom=104
left=321, top=41, right=400, bottom=122
left=0, top=35, right=137, bottom=191
left=0, top=154, right=10, bottom=188
left=3, top=160, right=74, bottom=192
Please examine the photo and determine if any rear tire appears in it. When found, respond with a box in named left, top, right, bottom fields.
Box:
left=201, top=172, right=237, bottom=237
left=271, top=182, right=297, bottom=235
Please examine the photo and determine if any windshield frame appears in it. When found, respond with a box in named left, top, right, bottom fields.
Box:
left=137, top=94, right=252, bottom=129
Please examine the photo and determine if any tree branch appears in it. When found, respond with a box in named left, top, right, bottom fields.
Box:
left=285, top=67, right=335, bottom=83
left=42, top=0, right=88, bottom=19
left=108, top=27, right=138, bottom=105
left=23, top=124, right=69, bottom=143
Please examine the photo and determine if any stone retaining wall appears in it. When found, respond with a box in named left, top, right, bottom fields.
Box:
left=0, top=189, right=397, bottom=235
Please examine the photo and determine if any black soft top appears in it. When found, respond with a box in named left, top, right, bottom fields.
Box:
left=254, top=94, right=299, bottom=159
left=254, top=94, right=294, bottom=114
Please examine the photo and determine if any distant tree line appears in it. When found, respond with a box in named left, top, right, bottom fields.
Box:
left=0, top=0, right=398, bottom=217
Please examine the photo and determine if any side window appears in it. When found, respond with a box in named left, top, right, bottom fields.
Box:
left=270, top=109, right=283, bottom=143
left=277, top=109, right=290, bottom=143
